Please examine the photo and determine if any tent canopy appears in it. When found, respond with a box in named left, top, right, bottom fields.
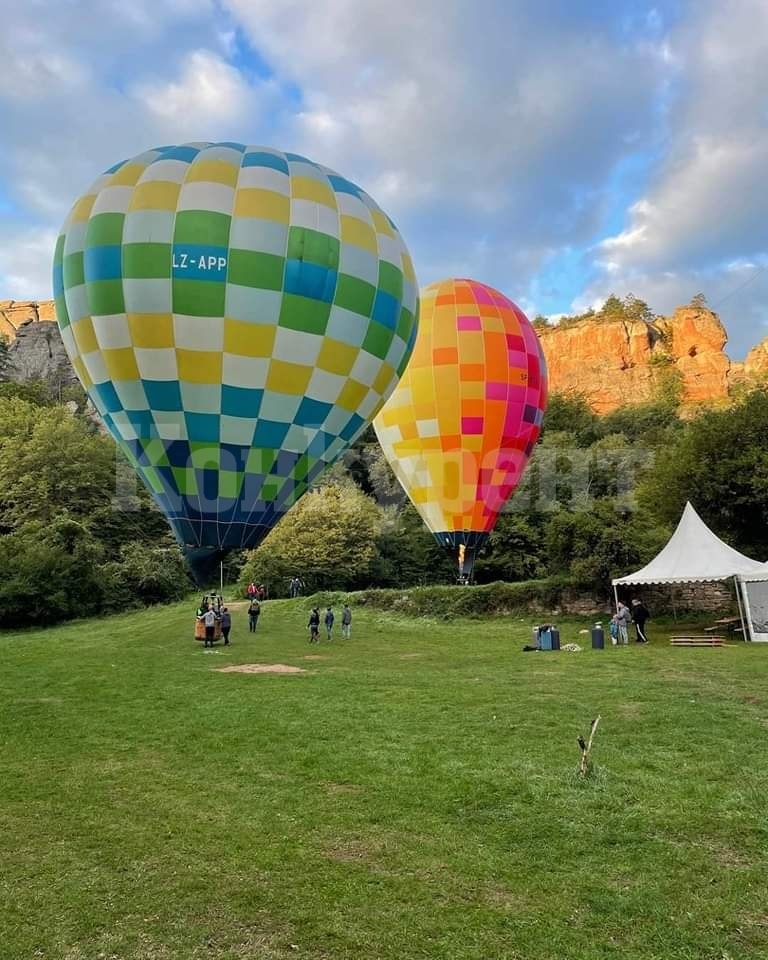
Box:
left=613, top=502, right=766, bottom=586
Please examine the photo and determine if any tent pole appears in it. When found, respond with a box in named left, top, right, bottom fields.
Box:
left=734, top=575, right=748, bottom=642
left=613, top=583, right=619, bottom=612
left=671, top=586, right=678, bottom=622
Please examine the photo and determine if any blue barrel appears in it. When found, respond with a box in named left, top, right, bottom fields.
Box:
left=551, top=627, right=561, bottom=650
left=591, top=624, right=605, bottom=649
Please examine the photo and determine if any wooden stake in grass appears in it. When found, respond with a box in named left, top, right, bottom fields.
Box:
left=578, top=715, right=601, bottom=777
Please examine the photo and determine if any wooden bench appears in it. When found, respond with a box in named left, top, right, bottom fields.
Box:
left=704, top=618, right=742, bottom=634
left=670, top=636, right=726, bottom=647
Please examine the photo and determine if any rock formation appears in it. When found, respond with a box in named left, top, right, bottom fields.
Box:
left=537, top=305, right=737, bottom=413
left=0, top=299, right=56, bottom=339
left=743, top=339, right=768, bottom=381
left=1, top=300, right=76, bottom=391
left=2, top=298, right=767, bottom=413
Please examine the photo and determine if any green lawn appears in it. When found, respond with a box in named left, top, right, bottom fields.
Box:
left=2, top=601, right=767, bottom=960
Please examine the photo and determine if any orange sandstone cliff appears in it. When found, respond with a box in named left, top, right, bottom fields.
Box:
left=2, top=298, right=767, bottom=412
left=537, top=305, right=741, bottom=413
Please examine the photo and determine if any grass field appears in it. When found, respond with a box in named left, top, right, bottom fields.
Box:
left=2, top=600, right=768, bottom=960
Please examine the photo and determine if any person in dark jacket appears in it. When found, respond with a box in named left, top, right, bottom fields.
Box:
left=248, top=599, right=261, bottom=633
left=307, top=608, right=320, bottom=643
left=324, top=606, right=335, bottom=641
left=631, top=599, right=650, bottom=643
left=220, top=607, right=232, bottom=645
left=341, top=604, right=352, bottom=640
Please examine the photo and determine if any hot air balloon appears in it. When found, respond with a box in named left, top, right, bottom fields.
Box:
left=53, top=142, right=418, bottom=583
left=373, top=278, right=547, bottom=581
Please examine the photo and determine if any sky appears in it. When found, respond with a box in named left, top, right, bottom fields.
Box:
left=0, top=0, right=766, bottom=358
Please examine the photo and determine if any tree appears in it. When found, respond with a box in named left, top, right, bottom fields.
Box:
left=543, top=501, right=665, bottom=596
left=0, top=397, right=116, bottom=530
left=101, top=541, right=190, bottom=610
left=0, top=518, right=105, bottom=625
left=689, top=292, right=708, bottom=309
left=540, top=393, right=599, bottom=447
left=598, top=400, right=682, bottom=447
left=473, top=512, right=546, bottom=582
left=637, top=386, right=768, bottom=556
left=240, top=481, right=382, bottom=594
left=0, top=334, right=10, bottom=380
left=371, top=501, right=456, bottom=587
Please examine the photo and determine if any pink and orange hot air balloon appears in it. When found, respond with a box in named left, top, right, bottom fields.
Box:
left=373, top=278, right=548, bottom=580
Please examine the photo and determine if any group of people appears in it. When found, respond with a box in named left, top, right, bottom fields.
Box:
left=246, top=582, right=267, bottom=602
left=611, top=598, right=650, bottom=644
left=195, top=592, right=356, bottom=647
left=288, top=577, right=305, bottom=598
left=307, top=604, right=352, bottom=643
left=195, top=595, right=232, bottom=648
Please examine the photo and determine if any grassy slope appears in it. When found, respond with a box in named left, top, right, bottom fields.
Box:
left=2, top=601, right=767, bottom=960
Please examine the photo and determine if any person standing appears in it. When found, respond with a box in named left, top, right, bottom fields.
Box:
left=341, top=604, right=352, bottom=640
left=616, top=601, right=632, bottom=645
left=247, top=581, right=257, bottom=601
left=203, top=606, right=217, bottom=648
left=248, top=598, right=261, bottom=633
left=307, top=607, right=320, bottom=643
left=220, top=607, right=232, bottom=646
left=324, top=606, right=335, bottom=641
left=631, top=599, right=650, bottom=643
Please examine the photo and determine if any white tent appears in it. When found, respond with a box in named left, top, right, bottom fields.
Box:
left=612, top=502, right=767, bottom=640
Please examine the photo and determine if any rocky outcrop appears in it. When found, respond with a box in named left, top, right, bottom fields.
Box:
left=2, top=299, right=768, bottom=414
left=1, top=301, right=76, bottom=391
left=0, top=300, right=56, bottom=340
left=742, top=339, right=768, bottom=381
left=537, top=306, right=733, bottom=413
left=6, top=320, right=77, bottom=389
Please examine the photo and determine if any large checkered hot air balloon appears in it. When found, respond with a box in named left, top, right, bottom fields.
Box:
left=53, top=142, right=418, bottom=583
left=373, top=278, right=547, bottom=581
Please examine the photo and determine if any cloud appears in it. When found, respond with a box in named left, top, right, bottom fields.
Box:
left=134, top=49, right=258, bottom=136
left=225, top=0, right=667, bottom=279
left=0, top=0, right=276, bottom=294
left=0, top=225, right=59, bottom=298
left=580, top=0, right=768, bottom=356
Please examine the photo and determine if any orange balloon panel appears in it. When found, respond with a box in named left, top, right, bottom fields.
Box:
left=374, top=278, right=548, bottom=539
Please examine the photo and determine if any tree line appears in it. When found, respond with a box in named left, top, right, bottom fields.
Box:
left=0, top=367, right=766, bottom=626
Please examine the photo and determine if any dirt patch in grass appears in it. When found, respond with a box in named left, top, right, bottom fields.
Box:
left=215, top=664, right=307, bottom=675
left=399, top=653, right=422, bottom=659
left=483, top=885, right=535, bottom=912
left=302, top=655, right=329, bottom=661
left=617, top=701, right=643, bottom=717
left=324, top=782, right=362, bottom=796
left=324, top=838, right=382, bottom=864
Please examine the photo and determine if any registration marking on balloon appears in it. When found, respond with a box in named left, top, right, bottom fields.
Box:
left=171, top=246, right=228, bottom=277
left=53, top=142, right=419, bottom=579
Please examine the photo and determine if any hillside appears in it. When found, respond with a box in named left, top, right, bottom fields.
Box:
left=3, top=297, right=768, bottom=411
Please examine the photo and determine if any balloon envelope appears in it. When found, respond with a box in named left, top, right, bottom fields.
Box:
left=53, top=142, right=418, bottom=582
left=373, top=278, right=547, bottom=576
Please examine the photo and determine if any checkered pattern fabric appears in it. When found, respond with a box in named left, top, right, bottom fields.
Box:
left=53, top=142, right=418, bottom=552
left=373, top=279, right=547, bottom=545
